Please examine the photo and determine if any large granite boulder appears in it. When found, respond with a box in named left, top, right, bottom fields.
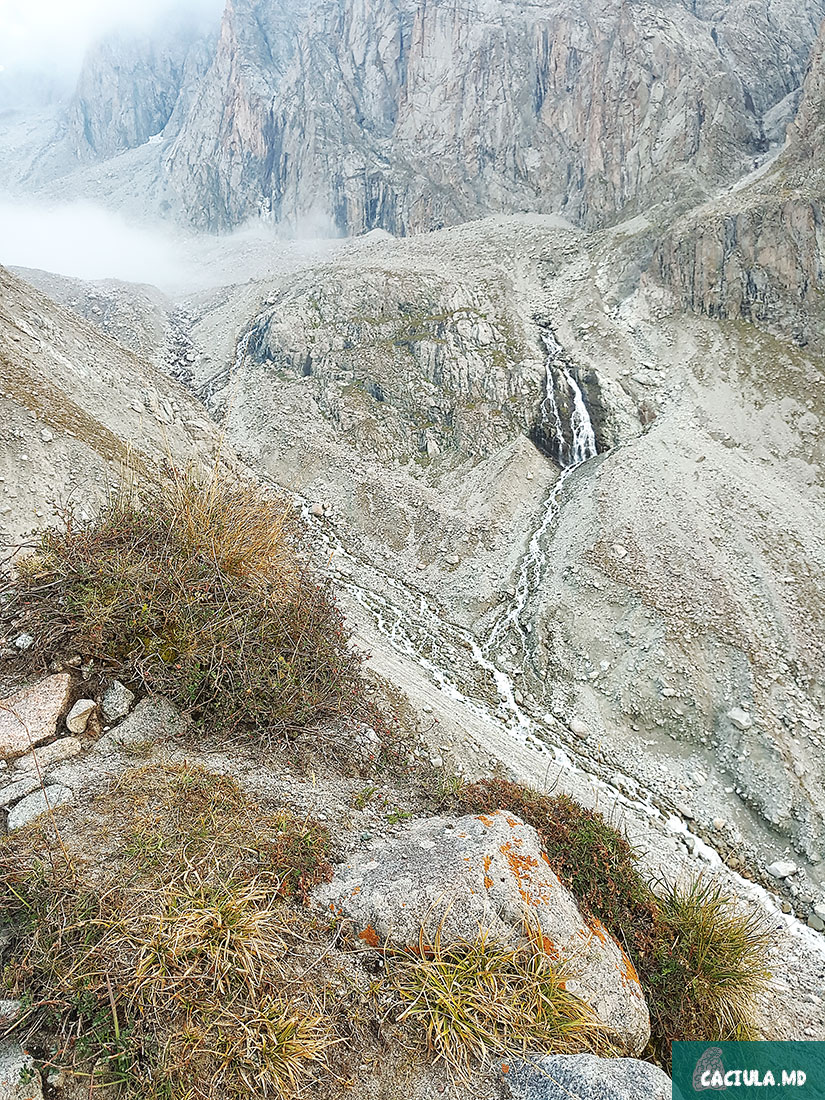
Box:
left=502, top=1054, right=672, bottom=1099
left=317, top=811, right=650, bottom=1055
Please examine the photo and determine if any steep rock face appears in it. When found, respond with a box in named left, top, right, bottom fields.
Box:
left=161, top=0, right=825, bottom=233
left=66, top=16, right=216, bottom=161
left=653, top=18, right=825, bottom=343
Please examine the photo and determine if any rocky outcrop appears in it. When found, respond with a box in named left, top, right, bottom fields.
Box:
left=231, top=262, right=544, bottom=463
left=504, top=1054, right=672, bottom=1100
left=152, top=0, right=825, bottom=233
left=66, top=14, right=216, bottom=161
left=316, top=811, right=651, bottom=1056
left=653, top=17, right=825, bottom=344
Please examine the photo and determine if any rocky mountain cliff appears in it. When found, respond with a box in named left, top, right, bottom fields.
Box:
left=653, top=15, right=825, bottom=345
left=158, top=0, right=825, bottom=233
left=66, top=16, right=217, bottom=162
left=5, top=0, right=825, bottom=239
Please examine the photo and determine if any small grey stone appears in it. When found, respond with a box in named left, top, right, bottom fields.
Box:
left=0, top=775, right=43, bottom=808
left=0, top=1040, right=44, bottom=1100
left=767, top=860, right=797, bottom=880
left=7, top=785, right=73, bottom=831
left=12, top=634, right=34, bottom=651
left=727, top=707, right=753, bottom=731
left=101, top=680, right=135, bottom=723
left=15, top=737, right=82, bottom=772
left=808, top=914, right=825, bottom=932
left=112, top=696, right=186, bottom=748
left=65, top=698, right=95, bottom=734
left=504, top=1053, right=671, bottom=1100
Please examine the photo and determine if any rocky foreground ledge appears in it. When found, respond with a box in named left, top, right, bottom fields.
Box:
left=0, top=659, right=817, bottom=1099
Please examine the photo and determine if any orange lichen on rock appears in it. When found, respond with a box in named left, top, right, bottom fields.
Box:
left=358, top=924, right=381, bottom=947
left=476, top=814, right=496, bottom=828
left=483, top=854, right=494, bottom=889
left=619, top=945, right=641, bottom=988
left=541, top=935, right=560, bottom=961
left=590, top=917, right=610, bottom=946
left=500, top=840, right=549, bottom=904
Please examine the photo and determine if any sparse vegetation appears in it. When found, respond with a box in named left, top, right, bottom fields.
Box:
left=0, top=764, right=336, bottom=1099
left=456, top=778, right=773, bottom=1065
left=386, top=923, right=608, bottom=1080
left=4, top=465, right=371, bottom=738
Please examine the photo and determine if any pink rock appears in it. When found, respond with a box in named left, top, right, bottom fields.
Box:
left=0, top=674, right=71, bottom=760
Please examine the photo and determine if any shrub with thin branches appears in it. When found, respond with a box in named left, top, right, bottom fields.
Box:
left=5, top=465, right=369, bottom=736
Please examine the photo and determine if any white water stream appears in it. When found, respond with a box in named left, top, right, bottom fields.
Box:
left=485, top=330, right=598, bottom=658
left=292, top=327, right=600, bottom=745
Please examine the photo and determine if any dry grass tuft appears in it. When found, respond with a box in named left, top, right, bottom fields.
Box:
left=5, top=464, right=371, bottom=737
left=0, top=763, right=336, bottom=1099
left=386, top=923, right=608, bottom=1080
left=650, top=877, right=773, bottom=1043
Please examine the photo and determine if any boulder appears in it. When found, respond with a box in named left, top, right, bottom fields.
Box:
left=317, top=811, right=650, bottom=1055
left=0, top=675, right=71, bottom=760
left=65, top=698, right=95, bottom=733
left=502, top=1054, right=672, bottom=1100
left=6, top=785, right=73, bottom=832
left=110, top=696, right=186, bottom=748
left=727, top=707, right=753, bottom=732
left=101, top=680, right=135, bottom=723
left=0, top=1040, right=44, bottom=1100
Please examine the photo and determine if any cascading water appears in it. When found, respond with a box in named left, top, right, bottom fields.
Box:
left=486, top=329, right=598, bottom=657
left=296, top=327, right=598, bottom=735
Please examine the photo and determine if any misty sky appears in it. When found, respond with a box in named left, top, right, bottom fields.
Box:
left=0, top=0, right=224, bottom=76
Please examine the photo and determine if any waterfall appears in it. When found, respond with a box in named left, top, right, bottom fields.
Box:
left=536, top=332, right=597, bottom=469
left=487, top=329, right=598, bottom=656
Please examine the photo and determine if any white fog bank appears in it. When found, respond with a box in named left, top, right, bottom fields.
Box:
left=0, top=199, right=346, bottom=294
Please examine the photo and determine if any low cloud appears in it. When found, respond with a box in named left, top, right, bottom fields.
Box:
left=0, top=201, right=190, bottom=287
left=0, top=0, right=224, bottom=80
left=0, top=200, right=344, bottom=293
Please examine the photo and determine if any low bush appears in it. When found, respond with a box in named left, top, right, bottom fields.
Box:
left=4, top=465, right=370, bottom=737
left=457, top=778, right=773, bottom=1065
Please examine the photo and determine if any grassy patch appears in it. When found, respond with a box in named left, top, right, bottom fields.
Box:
left=387, top=924, right=607, bottom=1080
left=456, top=778, right=772, bottom=1064
left=4, top=465, right=372, bottom=739
left=0, top=763, right=336, bottom=1098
